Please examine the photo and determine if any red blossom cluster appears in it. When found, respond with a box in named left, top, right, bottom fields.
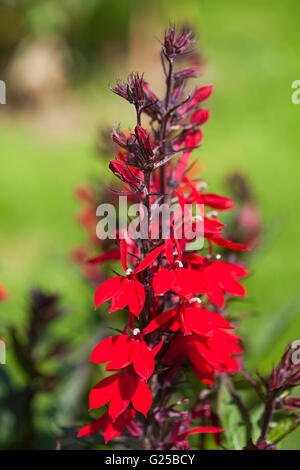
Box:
left=79, top=26, right=250, bottom=448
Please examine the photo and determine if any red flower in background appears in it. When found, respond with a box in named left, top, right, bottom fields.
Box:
left=0, top=282, right=9, bottom=301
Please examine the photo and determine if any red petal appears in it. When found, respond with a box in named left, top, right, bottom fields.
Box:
left=108, top=389, right=130, bottom=422
left=174, top=150, right=192, bottom=182
left=194, top=85, right=213, bottom=102
left=164, top=237, right=174, bottom=265
left=130, top=340, right=155, bottom=381
left=219, top=276, right=246, bottom=298
left=151, top=338, right=164, bottom=357
left=219, top=261, right=249, bottom=278
left=178, top=426, right=224, bottom=440
left=89, top=373, right=120, bottom=410
left=174, top=269, right=207, bottom=296
left=198, top=308, right=234, bottom=329
left=143, top=309, right=177, bottom=335
left=153, top=268, right=175, bottom=296
left=108, top=373, right=138, bottom=421
left=127, top=278, right=145, bottom=317
left=202, top=193, right=234, bottom=211
left=120, top=237, right=128, bottom=272
left=210, top=234, right=250, bottom=251
left=103, top=407, right=135, bottom=443
left=110, top=279, right=128, bottom=312
left=94, top=276, right=123, bottom=308
left=134, top=245, right=164, bottom=274
left=78, top=412, right=109, bottom=438
left=183, top=307, right=215, bottom=336
left=191, top=109, right=209, bottom=125
left=131, top=378, right=152, bottom=417
left=90, top=336, right=115, bottom=363
left=105, top=335, right=134, bottom=371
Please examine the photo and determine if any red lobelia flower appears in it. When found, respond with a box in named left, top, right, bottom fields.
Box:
left=143, top=298, right=234, bottom=336
left=164, top=328, right=241, bottom=386
left=94, top=238, right=148, bottom=317
left=89, top=369, right=152, bottom=421
left=201, top=260, right=249, bottom=308
left=90, top=333, right=159, bottom=382
left=151, top=237, right=207, bottom=298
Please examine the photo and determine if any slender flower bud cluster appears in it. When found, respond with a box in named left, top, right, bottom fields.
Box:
left=79, top=25, right=250, bottom=448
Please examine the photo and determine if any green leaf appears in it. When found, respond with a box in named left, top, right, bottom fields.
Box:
left=268, top=416, right=300, bottom=445
left=219, top=380, right=247, bottom=450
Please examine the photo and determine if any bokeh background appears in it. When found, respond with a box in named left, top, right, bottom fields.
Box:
left=0, top=0, right=299, bottom=449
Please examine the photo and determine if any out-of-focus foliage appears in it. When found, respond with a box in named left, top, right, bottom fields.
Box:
left=0, top=0, right=132, bottom=74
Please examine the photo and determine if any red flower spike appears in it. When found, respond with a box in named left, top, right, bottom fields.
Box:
left=79, top=25, right=251, bottom=447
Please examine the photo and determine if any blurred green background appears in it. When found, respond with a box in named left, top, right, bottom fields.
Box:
left=0, top=0, right=299, bottom=449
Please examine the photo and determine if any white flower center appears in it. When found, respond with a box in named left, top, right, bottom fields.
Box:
left=133, top=328, right=140, bottom=336
left=126, top=268, right=133, bottom=276
left=175, top=260, right=183, bottom=268
left=189, top=297, right=202, bottom=304
left=206, top=210, right=218, bottom=218
left=196, top=182, right=208, bottom=191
